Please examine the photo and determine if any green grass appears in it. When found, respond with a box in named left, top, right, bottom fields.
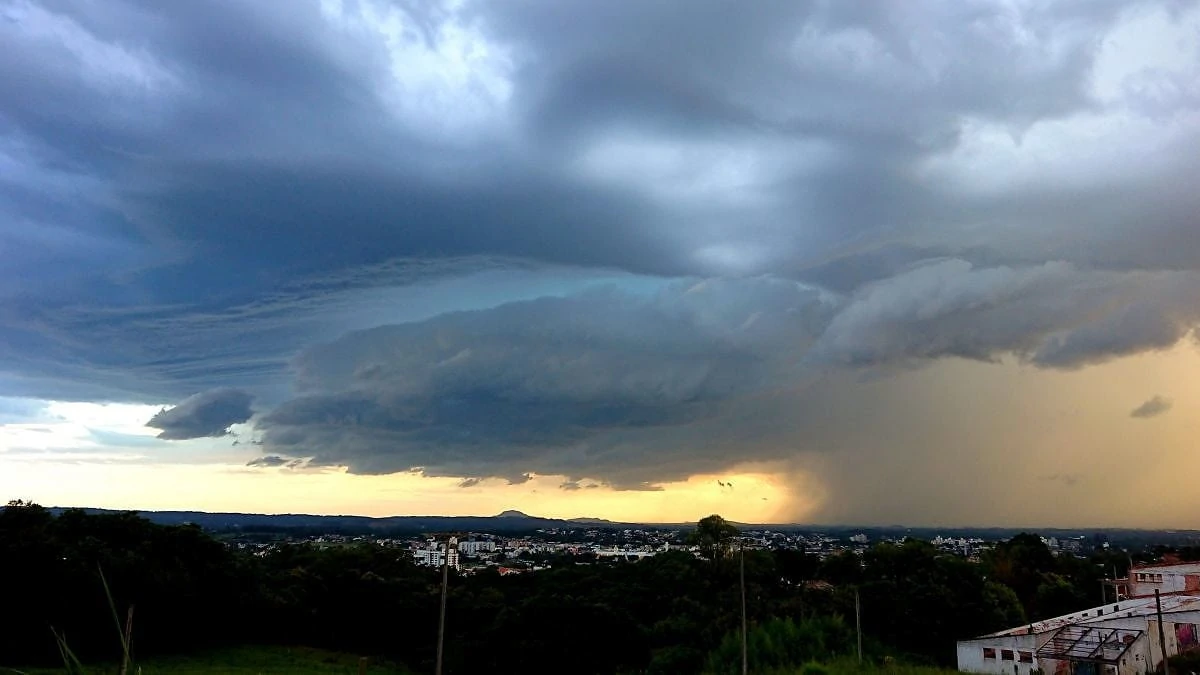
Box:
left=6, top=645, right=409, bottom=675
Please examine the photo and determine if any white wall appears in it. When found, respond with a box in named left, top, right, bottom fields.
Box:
left=957, top=633, right=1040, bottom=674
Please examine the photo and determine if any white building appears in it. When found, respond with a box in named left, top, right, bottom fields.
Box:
left=1118, top=563, right=1200, bottom=599
left=458, top=540, right=497, bottom=557
left=958, top=584, right=1200, bottom=675
left=411, top=538, right=460, bottom=570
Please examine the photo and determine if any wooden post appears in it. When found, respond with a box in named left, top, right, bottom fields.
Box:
left=856, top=588, right=863, bottom=664
left=1156, top=589, right=1170, bottom=675
left=740, top=539, right=748, bottom=675
left=436, top=538, right=450, bottom=675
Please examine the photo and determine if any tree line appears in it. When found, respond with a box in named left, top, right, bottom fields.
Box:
left=0, top=503, right=1135, bottom=673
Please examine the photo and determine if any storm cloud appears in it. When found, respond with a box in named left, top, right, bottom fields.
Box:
left=252, top=262, right=1200, bottom=487
left=146, top=389, right=254, bottom=440
left=254, top=278, right=833, bottom=487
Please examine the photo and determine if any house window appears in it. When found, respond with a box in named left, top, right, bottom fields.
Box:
left=1002, top=650, right=1015, bottom=661
left=984, top=648, right=997, bottom=660
left=1019, top=652, right=1034, bottom=663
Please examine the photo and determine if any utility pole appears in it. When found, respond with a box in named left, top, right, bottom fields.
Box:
left=436, top=536, right=453, bottom=675
left=855, top=588, right=863, bottom=664
left=1156, top=589, right=1171, bottom=675
left=740, top=538, right=748, bottom=675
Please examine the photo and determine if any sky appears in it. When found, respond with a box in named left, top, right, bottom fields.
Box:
left=2, top=0, right=1200, bottom=527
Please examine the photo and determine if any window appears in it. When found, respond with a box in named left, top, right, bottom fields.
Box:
left=1002, top=650, right=1015, bottom=661
left=1019, top=652, right=1034, bottom=663
left=984, top=648, right=997, bottom=660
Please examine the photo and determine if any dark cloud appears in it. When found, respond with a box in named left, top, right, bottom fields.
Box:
left=245, top=455, right=306, bottom=469
left=811, top=261, right=1200, bottom=369
left=1131, top=396, right=1173, bottom=419
left=146, top=388, right=254, bottom=440
left=246, top=455, right=291, bottom=468
left=256, top=278, right=832, bottom=487
left=457, top=477, right=484, bottom=488
left=253, top=259, right=1200, bottom=488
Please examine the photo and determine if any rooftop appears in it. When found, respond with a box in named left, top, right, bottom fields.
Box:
left=1036, top=625, right=1142, bottom=664
left=982, top=593, right=1200, bottom=638
left=1132, top=562, right=1200, bottom=575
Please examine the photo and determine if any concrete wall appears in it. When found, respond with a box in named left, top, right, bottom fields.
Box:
left=1145, top=611, right=1200, bottom=670
left=957, top=633, right=1041, bottom=675
left=1129, top=572, right=1200, bottom=598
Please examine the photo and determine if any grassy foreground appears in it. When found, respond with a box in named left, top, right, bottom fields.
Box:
left=6, top=645, right=409, bottom=674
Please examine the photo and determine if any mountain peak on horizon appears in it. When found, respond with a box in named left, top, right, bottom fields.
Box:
left=495, top=509, right=534, bottom=518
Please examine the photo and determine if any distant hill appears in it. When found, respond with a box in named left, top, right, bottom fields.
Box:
left=43, top=506, right=639, bottom=534
left=568, top=516, right=620, bottom=525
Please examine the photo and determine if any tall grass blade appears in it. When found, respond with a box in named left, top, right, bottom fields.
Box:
left=50, top=626, right=87, bottom=674
left=98, top=566, right=133, bottom=674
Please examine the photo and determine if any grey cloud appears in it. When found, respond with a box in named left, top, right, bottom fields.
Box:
left=246, top=455, right=306, bottom=469
left=1131, top=396, right=1173, bottom=419
left=246, top=455, right=290, bottom=468
left=458, top=477, right=484, bottom=488
left=146, top=388, right=254, bottom=440
left=811, top=260, right=1200, bottom=369
left=0, top=256, right=536, bottom=403
left=255, top=260, right=1200, bottom=487
left=256, top=278, right=833, bottom=487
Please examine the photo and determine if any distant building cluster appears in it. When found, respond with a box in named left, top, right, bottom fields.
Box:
left=225, top=525, right=1022, bottom=572
left=411, top=538, right=461, bottom=570
left=958, top=563, right=1200, bottom=675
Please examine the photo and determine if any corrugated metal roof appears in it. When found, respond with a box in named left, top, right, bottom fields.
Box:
left=980, top=593, right=1200, bottom=638
left=1036, top=625, right=1142, bottom=664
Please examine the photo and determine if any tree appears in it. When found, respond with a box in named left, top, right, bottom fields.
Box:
left=984, top=533, right=1057, bottom=614
left=689, top=514, right=739, bottom=561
